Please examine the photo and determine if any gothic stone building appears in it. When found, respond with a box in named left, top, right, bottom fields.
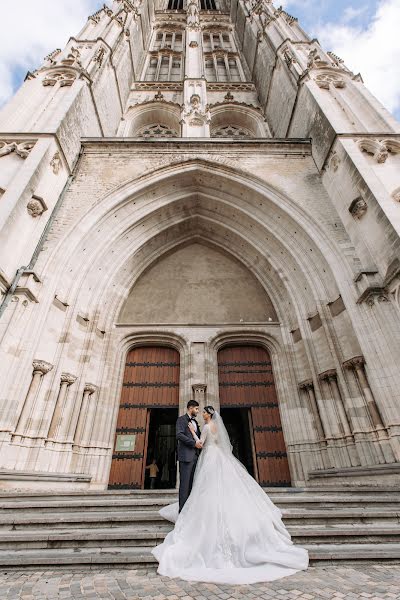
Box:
left=0, top=0, right=399, bottom=492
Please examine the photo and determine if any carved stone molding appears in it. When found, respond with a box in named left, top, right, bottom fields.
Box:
left=187, top=0, right=200, bottom=31
left=0, top=140, right=36, bottom=159
left=84, top=383, right=98, bottom=395
left=27, top=195, right=47, bottom=218
left=349, top=196, right=367, bottom=219
left=60, top=372, right=77, bottom=385
left=327, top=151, right=340, bottom=172
left=50, top=152, right=62, bottom=175
left=342, top=355, right=365, bottom=370
left=358, top=138, right=400, bottom=163
left=32, top=360, right=54, bottom=376
left=42, top=70, right=77, bottom=87
left=180, top=94, right=211, bottom=127
left=315, top=72, right=346, bottom=89
left=298, top=379, right=314, bottom=390
left=192, top=383, right=207, bottom=403
left=392, top=187, right=400, bottom=203
left=93, top=47, right=106, bottom=67
left=318, top=369, right=337, bottom=382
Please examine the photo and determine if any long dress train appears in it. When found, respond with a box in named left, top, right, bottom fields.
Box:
left=151, top=413, right=308, bottom=585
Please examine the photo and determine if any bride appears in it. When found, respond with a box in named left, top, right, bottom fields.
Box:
left=151, top=405, right=309, bottom=585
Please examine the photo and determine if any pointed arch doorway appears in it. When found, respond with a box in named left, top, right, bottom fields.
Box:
left=218, top=345, right=291, bottom=487
left=108, top=346, right=180, bottom=489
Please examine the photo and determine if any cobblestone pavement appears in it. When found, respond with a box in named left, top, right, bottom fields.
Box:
left=0, top=565, right=399, bottom=600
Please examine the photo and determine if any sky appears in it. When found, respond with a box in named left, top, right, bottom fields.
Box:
left=0, top=0, right=399, bottom=121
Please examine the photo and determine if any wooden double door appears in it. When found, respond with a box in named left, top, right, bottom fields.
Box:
left=109, top=344, right=290, bottom=489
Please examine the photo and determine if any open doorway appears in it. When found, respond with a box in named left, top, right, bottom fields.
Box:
left=220, top=407, right=255, bottom=477
left=144, top=408, right=178, bottom=489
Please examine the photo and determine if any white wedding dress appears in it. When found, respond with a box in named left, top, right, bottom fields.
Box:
left=151, top=412, right=308, bottom=585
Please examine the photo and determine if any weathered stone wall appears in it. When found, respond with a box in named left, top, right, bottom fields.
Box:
left=0, top=0, right=399, bottom=490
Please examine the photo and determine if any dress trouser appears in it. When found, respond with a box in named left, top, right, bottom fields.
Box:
left=178, top=457, right=198, bottom=512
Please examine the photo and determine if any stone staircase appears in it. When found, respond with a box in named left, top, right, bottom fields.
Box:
left=0, top=487, right=400, bottom=569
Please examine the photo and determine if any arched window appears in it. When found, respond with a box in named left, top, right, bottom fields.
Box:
left=136, top=123, right=178, bottom=138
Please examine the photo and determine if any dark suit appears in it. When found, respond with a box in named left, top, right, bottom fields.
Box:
left=176, top=413, right=201, bottom=512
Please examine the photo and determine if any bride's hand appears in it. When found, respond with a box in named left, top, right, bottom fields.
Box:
left=188, top=422, right=195, bottom=433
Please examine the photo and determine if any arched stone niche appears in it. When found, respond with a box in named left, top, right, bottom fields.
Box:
left=118, top=241, right=278, bottom=323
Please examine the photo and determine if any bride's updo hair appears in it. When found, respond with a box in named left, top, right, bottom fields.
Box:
left=203, top=405, right=215, bottom=417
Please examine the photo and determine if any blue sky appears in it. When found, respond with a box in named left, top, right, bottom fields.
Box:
left=0, top=0, right=399, bottom=120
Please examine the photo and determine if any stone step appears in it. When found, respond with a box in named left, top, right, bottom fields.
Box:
left=0, top=524, right=399, bottom=549
left=1, top=494, right=399, bottom=512
left=0, top=543, right=400, bottom=569
left=0, top=486, right=399, bottom=502
left=0, top=507, right=399, bottom=531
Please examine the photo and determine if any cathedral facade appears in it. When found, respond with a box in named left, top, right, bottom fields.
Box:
left=0, top=0, right=399, bottom=491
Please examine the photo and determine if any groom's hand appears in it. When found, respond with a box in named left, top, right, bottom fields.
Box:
left=195, top=441, right=202, bottom=449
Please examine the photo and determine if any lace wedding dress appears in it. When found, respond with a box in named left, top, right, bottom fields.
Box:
left=151, top=412, right=308, bottom=585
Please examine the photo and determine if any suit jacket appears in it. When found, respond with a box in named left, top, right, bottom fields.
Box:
left=176, top=413, right=201, bottom=462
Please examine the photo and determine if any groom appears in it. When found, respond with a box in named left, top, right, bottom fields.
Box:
left=176, top=400, right=202, bottom=512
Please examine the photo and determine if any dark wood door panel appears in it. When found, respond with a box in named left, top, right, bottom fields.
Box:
left=109, top=346, right=180, bottom=489
left=218, top=345, right=290, bottom=487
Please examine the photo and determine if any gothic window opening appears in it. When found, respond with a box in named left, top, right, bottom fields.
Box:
left=159, top=56, right=170, bottom=81
left=168, top=0, right=183, bottom=9
left=211, top=125, right=253, bottom=138
left=174, top=33, right=183, bottom=51
left=201, top=0, right=217, bottom=9
left=137, top=123, right=178, bottom=138
left=205, top=58, right=216, bottom=81
left=222, top=33, right=231, bottom=49
left=228, top=58, right=241, bottom=81
left=154, top=32, right=163, bottom=50
left=146, top=57, right=158, bottom=81
left=216, top=57, right=228, bottom=81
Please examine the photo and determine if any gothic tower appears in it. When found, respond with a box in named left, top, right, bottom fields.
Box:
left=0, top=0, right=399, bottom=491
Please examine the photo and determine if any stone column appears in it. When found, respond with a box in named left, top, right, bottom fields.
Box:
left=14, top=359, right=53, bottom=435
left=298, top=379, right=325, bottom=439
left=73, top=383, right=98, bottom=445
left=343, top=356, right=395, bottom=463
left=319, top=369, right=358, bottom=467
left=47, top=372, right=77, bottom=441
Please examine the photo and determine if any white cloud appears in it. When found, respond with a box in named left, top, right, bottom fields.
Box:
left=315, top=0, right=400, bottom=117
left=0, top=0, right=103, bottom=106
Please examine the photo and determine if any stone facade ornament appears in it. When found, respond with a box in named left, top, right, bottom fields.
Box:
left=180, top=94, right=211, bottom=127
left=32, top=360, right=54, bottom=375
left=60, top=372, right=78, bottom=385
left=327, top=151, right=340, bottom=172
left=358, top=138, right=400, bottom=163
left=315, top=72, right=346, bottom=89
left=50, top=152, right=62, bottom=175
left=42, top=70, right=77, bottom=87
left=349, top=196, right=367, bottom=219
left=27, top=195, right=47, bottom=218
left=392, top=187, right=400, bottom=202
left=84, top=383, right=98, bottom=395
left=93, top=47, right=106, bottom=67
left=154, top=90, right=164, bottom=101
left=187, top=0, right=201, bottom=31
left=0, top=140, right=36, bottom=159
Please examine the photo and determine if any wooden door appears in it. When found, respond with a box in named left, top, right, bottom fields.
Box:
left=218, top=345, right=291, bottom=487
left=108, top=346, right=180, bottom=489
